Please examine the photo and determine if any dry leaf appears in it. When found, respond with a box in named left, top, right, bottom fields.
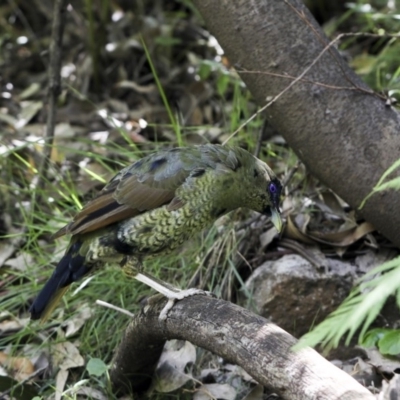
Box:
left=4, top=252, right=34, bottom=272
left=74, top=386, right=108, bottom=400
left=285, top=215, right=315, bottom=244
left=15, top=101, right=43, bottom=130
left=320, top=190, right=347, bottom=217
left=223, top=364, right=255, bottom=383
left=0, top=318, right=30, bottom=335
left=152, top=340, right=196, bottom=393
left=115, top=80, right=156, bottom=94
left=55, top=368, right=69, bottom=400
left=18, top=82, right=41, bottom=100
left=0, top=351, right=35, bottom=381
left=53, top=341, right=84, bottom=370
left=362, top=347, right=400, bottom=375
left=193, top=383, right=236, bottom=400
left=0, top=243, right=16, bottom=267
left=378, top=374, right=400, bottom=400
left=259, top=226, right=279, bottom=248
left=65, top=304, right=93, bottom=337
left=308, top=222, right=375, bottom=247
left=243, top=384, right=264, bottom=400
left=286, top=214, right=375, bottom=248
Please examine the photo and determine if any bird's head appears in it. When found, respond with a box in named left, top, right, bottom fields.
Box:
left=243, top=157, right=283, bottom=232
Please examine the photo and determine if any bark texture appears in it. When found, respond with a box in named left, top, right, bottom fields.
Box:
left=191, top=0, right=400, bottom=247
left=110, top=295, right=374, bottom=399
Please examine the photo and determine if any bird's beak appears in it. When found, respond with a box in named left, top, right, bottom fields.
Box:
left=270, top=208, right=282, bottom=233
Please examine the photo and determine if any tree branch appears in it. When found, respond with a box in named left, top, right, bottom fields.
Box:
left=191, top=0, right=400, bottom=247
left=110, top=296, right=374, bottom=399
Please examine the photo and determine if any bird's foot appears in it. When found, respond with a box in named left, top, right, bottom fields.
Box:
left=159, top=288, right=214, bottom=320
left=133, top=271, right=214, bottom=320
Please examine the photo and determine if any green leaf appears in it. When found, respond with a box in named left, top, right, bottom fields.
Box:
left=360, top=328, right=392, bottom=348
left=217, top=73, right=230, bottom=96
left=396, top=287, right=400, bottom=309
left=359, top=157, right=400, bottom=209
left=154, top=36, right=181, bottom=46
left=197, top=63, right=211, bottom=81
left=376, top=158, right=400, bottom=186
left=297, top=256, right=400, bottom=351
left=373, top=177, right=400, bottom=193
left=141, top=36, right=183, bottom=146
left=378, top=330, right=400, bottom=355
left=86, top=358, right=108, bottom=377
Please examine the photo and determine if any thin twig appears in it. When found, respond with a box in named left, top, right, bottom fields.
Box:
left=282, top=160, right=301, bottom=188
left=35, top=0, right=67, bottom=195
left=254, top=119, right=269, bottom=158
left=223, top=30, right=397, bottom=145
left=96, top=300, right=135, bottom=318
left=283, top=0, right=400, bottom=93
left=238, top=69, right=380, bottom=97
left=279, top=238, right=323, bottom=268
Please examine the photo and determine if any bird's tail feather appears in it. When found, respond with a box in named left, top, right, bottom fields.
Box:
left=33, top=286, right=70, bottom=323
left=30, top=240, right=89, bottom=322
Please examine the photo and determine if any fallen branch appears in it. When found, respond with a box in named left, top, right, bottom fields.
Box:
left=110, top=295, right=374, bottom=399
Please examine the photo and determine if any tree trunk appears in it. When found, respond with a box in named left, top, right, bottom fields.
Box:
left=110, top=295, right=375, bottom=399
left=191, top=0, right=400, bottom=247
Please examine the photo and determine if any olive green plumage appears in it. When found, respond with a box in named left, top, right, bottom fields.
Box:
left=30, top=144, right=282, bottom=321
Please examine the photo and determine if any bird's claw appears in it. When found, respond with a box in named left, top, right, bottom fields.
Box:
left=159, top=289, right=214, bottom=320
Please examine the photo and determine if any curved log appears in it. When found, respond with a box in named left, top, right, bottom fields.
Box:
left=110, top=295, right=374, bottom=399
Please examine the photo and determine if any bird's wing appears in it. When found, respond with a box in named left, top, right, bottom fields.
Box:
left=53, top=145, right=236, bottom=238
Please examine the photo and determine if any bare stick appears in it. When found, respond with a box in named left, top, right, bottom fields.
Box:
left=36, top=0, right=67, bottom=194
left=96, top=300, right=135, bottom=318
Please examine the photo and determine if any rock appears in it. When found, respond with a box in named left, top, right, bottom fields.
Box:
left=245, top=254, right=354, bottom=337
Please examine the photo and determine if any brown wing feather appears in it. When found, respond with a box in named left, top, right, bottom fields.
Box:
left=53, top=144, right=240, bottom=239
left=53, top=169, right=183, bottom=238
left=54, top=178, right=175, bottom=238
left=113, top=175, right=173, bottom=211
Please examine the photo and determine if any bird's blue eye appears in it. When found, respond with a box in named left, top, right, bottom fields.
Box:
left=269, top=182, right=277, bottom=193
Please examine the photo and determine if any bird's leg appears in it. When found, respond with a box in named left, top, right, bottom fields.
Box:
left=121, top=256, right=213, bottom=320
left=121, top=257, right=179, bottom=292
left=121, top=256, right=142, bottom=278
left=135, top=271, right=214, bottom=320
